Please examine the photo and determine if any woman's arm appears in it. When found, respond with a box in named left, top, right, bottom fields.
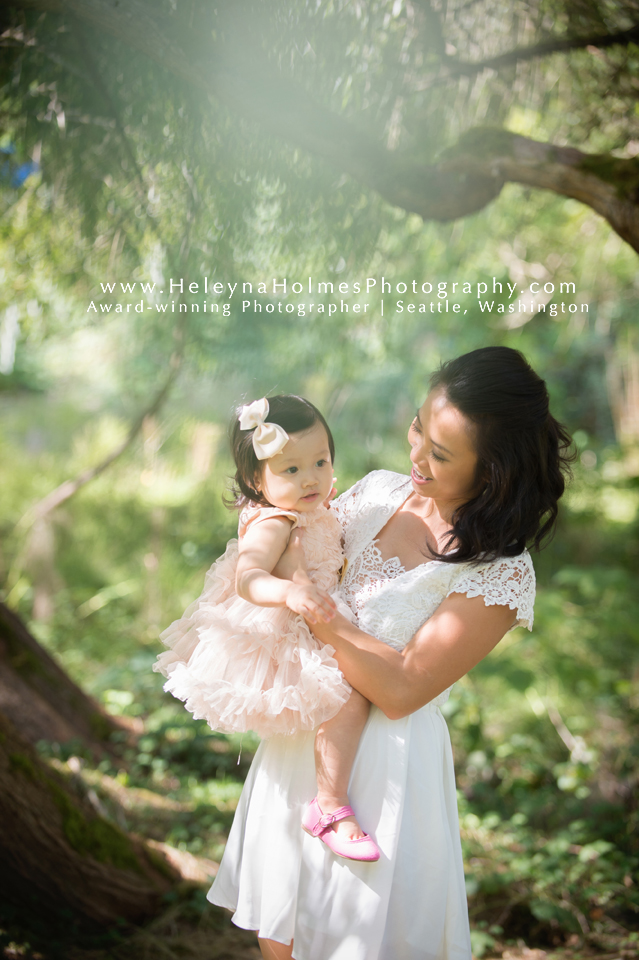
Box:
left=310, top=594, right=515, bottom=719
left=236, top=517, right=336, bottom=622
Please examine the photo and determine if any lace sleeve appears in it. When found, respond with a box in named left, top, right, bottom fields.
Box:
left=446, top=552, right=536, bottom=631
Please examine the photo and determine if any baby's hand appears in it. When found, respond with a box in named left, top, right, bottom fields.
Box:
left=323, top=477, right=338, bottom=508
left=286, top=583, right=336, bottom=624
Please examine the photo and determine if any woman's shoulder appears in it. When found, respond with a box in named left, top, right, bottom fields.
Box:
left=361, top=468, right=411, bottom=488
left=334, top=469, right=410, bottom=509
left=446, top=550, right=536, bottom=631
left=332, top=470, right=409, bottom=524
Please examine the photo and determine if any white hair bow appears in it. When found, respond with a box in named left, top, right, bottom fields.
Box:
left=238, top=398, right=289, bottom=460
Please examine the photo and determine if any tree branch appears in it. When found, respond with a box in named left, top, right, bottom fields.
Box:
left=442, top=129, right=639, bottom=252
left=440, top=23, right=639, bottom=80
left=10, top=8, right=203, bottom=534
left=17, top=368, right=177, bottom=531
left=14, top=0, right=503, bottom=217
left=14, top=0, right=639, bottom=252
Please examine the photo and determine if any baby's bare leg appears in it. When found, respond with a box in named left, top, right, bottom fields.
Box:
left=314, top=689, right=370, bottom=841
left=258, top=937, right=293, bottom=959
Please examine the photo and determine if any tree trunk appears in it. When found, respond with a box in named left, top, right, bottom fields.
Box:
left=0, top=709, right=178, bottom=934
left=0, top=602, right=121, bottom=749
left=607, top=344, right=639, bottom=445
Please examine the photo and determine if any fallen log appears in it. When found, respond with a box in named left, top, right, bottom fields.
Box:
left=0, top=602, right=120, bottom=749
left=0, top=708, right=178, bottom=935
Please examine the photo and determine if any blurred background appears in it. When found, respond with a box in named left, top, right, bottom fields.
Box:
left=1, top=1, right=639, bottom=958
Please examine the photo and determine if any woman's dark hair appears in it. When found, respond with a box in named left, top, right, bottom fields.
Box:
left=228, top=394, right=335, bottom=509
left=429, top=346, right=575, bottom=562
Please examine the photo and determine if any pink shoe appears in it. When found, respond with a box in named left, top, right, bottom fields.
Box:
left=302, top=797, right=380, bottom=862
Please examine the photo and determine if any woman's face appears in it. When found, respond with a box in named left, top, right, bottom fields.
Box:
left=408, top=388, right=481, bottom=508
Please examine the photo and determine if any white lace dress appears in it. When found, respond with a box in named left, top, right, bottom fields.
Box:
left=208, top=471, right=536, bottom=960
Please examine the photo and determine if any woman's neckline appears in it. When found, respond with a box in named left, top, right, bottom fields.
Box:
left=373, top=481, right=451, bottom=572
left=370, top=537, right=442, bottom=576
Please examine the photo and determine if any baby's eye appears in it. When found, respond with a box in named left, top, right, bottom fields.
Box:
left=285, top=466, right=298, bottom=474
left=316, top=459, right=328, bottom=467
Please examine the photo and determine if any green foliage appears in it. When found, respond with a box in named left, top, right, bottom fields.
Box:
left=445, top=496, right=639, bottom=945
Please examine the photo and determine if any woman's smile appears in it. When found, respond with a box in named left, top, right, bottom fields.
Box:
left=410, top=465, right=432, bottom=485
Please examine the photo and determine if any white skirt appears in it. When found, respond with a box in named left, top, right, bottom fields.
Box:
left=208, top=702, right=472, bottom=960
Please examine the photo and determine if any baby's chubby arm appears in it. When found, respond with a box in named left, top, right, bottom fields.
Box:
left=236, top=517, right=336, bottom=624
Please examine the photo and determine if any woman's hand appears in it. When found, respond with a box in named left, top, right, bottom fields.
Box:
left=307, top=608, right=352, bottom=636
left=308, top=593, right=515, bottom=719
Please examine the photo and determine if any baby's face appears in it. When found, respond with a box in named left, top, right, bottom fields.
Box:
left=258, top=422, right=333, bottom=513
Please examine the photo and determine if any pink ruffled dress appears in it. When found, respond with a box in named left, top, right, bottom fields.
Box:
left=153, top=504, right=352, bottom=739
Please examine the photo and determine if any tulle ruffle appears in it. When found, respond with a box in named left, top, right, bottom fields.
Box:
left=154, top=539, right=239, bottom=679
left=162, top=633, right=351, bottom=738
left=154, top=523, right=351, bottom=738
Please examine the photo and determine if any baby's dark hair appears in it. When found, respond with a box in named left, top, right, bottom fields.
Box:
left=229, top=394, right=335, bottom=509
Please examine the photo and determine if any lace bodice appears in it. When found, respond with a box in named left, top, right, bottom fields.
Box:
left=334, top=471, right=536, bottom=707
left=341, top=539, right=407, bottom=617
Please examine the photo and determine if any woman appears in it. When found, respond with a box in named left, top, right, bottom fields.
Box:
left=209, top=346, right=573, bottom=960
